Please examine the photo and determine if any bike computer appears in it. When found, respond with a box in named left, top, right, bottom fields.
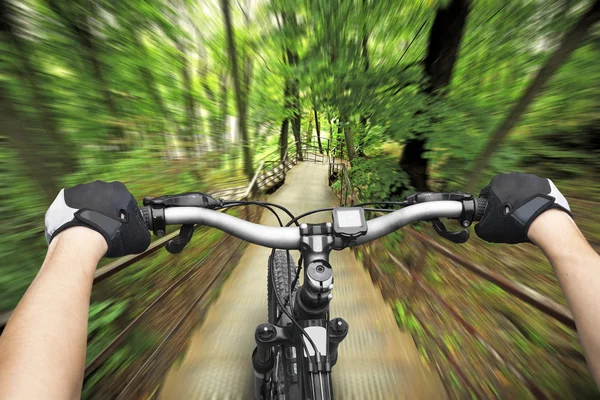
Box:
left=332, top=207, right=368, bottom=238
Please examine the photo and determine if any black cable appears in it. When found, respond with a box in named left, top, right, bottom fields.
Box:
left=289, top=255, right=303, bottom=299
left=222, top=203, right=283, bottom=227
left=222, top=202, right=283, bottom=226
left=284, top=204, right=405, bottom=227
left=224, top=200, right=298, bottom=226
left=287, top=249, right=292, bottom=328
left=363, top=208, right=397, bottom=213
left=355, top=201, right=408, bottom=207
left=285, top=208, right=335, bottom=227
left=269, top=248, right=320, bottom=358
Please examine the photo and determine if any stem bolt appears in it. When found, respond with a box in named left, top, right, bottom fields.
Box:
left=256, top=323, right=276, bottom=341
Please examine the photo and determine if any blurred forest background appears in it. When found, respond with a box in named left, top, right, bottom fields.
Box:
left=1, top=0, right=599, bottom=397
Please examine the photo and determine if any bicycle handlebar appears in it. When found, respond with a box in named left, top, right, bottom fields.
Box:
left=164, top=207, right=301, bottom=249
left=354, top=201, right=463, bottom=246
left=144, top=200, right=481, bottom=250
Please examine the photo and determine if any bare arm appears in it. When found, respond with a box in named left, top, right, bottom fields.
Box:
left=0, top=227, right=107, bottom=399
left=528, top=209, right=600, bottom=385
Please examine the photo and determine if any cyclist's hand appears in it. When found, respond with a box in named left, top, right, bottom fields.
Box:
left=45, top=181, right=151, bottom=257
left=475, top=172, right=572, bottom=244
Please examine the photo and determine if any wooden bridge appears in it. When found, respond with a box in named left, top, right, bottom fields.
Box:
left=158, top=151, right=446, bottom=399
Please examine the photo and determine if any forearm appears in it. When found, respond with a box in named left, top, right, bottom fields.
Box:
left=529, top=210, right=600, bottom=384
left=0, top=227, right=106, bottom=399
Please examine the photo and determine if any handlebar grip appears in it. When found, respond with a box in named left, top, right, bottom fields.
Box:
left=140, top=206, right=152, bottom=229
left=473, top=197, right=488, bottom=221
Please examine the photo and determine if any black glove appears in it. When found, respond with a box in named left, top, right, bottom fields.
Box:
left=45, top=181, right=151, bottom=257
left=475, top=172, right=572, bottom=244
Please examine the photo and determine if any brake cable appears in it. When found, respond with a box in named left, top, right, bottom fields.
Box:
left=222, top=202, right=283, bottom=226
left=223, top=200, right=299, bottom=226
left=285, top=208, right=335, bottom=227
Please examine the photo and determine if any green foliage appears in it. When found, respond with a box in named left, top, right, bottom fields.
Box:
left=348, top=157, right=412, bottom=201
left=2, top=0, right=600, bottom=397
left=86, top=300, right=129, bottom=363
left=394, top=300, right=407, bottom=328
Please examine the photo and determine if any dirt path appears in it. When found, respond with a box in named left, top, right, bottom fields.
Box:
left=159, top=161, right=446, bottom=399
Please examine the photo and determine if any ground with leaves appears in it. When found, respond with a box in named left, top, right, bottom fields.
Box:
left=357, top=227, right=598, bottom=399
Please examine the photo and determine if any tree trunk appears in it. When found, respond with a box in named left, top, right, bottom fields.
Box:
left=327, top=110, right=334, bottom=147
left=467, top=0, right=600, bottom=191
left=423, top=0, right=470, bottom=94
left=314, top=106, right=323, bottom=154
left=399, top=139, right=428, bottom=191
left=0, top=84, right=58, bottom=203
left=219, top=72, right=228, bottom=155
left=279, top=79, right=292, bottom=162
left=306, top=115, right=313, bottom=146
left=278, top=43, right=295, bottom=162
left=342, top=118, right=356, bottom=161
left=357, top=114, right=367, bottom=157
left=242, top=49, right=253, bottom=156
left=281, top=12, right=302, bottom=161
left=0, top=0, right=76, bottom=173
left=221, top=0, right=253, bottom=178
left=361, top=33, right=370, bottom=71
left=289, top=70, right=302, bottom=160
left=48, top=0, right=125, bottom=145
left=398, top=0, right=469, bottom=191
left=280, top=118, right=289, bottom=161
left=357, top=29, right=369, bottom=158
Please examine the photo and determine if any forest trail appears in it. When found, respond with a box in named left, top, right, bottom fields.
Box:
left=159, top=161, right=447, bottom=399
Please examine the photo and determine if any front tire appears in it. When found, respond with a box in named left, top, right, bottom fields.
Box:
left=266, top=250, right=334, bottom=400
left=266, top=250, right=298, bottom=399
left=268, top=250, right=298, bottom=324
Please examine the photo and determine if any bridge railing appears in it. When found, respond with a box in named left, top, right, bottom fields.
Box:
left=328, top=142, right=356, bottom=206
left=327, top=156, right=577, bottom=398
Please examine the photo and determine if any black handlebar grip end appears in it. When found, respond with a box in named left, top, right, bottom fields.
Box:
left=140, top=206, right=152, bottom=230
left=474, top=197, right=488, bottom=221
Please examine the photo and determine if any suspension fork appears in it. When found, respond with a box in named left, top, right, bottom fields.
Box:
left=252, top=324, right=292, bottom=399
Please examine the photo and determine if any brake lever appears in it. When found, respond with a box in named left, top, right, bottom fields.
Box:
left=166, top=224, right=195, bottom=254
left=431, top=219, right=469, bottom=244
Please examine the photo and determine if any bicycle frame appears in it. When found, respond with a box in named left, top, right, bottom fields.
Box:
left=142, top=196, right=487, bottom=400
left=254, top=222, right=355, bottom=400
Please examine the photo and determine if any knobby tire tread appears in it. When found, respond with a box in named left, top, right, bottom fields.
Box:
left=267, top=250, right=298, bottom=399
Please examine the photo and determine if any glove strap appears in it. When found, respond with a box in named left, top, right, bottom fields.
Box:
left=511, top=196, right=553, bottom=227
